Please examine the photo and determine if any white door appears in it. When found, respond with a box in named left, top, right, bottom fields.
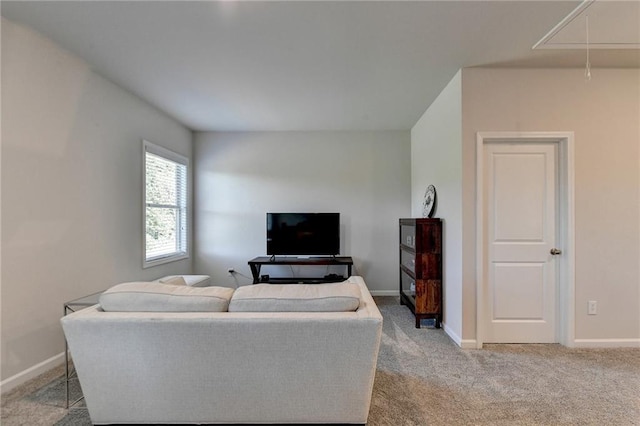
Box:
left=483, top=142, right=559, bottom=343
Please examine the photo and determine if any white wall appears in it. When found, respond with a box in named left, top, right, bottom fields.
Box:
left=1, top=18, right=193, bottom=386
left=411, top=71, right=464, bottom=343
left=461, top=68, right=640, bottom=344
left=194, top=131, right=411, bottom=293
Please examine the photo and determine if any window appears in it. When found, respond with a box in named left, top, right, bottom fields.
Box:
left=143, top=140, right=188, bottom=267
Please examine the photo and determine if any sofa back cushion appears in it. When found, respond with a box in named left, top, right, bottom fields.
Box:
left=228, top=282, right=361, bottom=312
left=99, top=282, right=234, bottom=312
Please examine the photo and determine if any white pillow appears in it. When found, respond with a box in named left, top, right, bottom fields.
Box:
left=229, top=282, right=361, bottom=312
left=157, top=275, right=211, bottom=287
left=159, top=276, right=187, bottom=286
left=99, top=282, right=234, bottom=312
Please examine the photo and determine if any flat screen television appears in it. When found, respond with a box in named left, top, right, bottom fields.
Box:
left=267, top=213, right=340, bottom=256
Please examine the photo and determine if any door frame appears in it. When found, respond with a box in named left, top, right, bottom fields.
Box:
left=476, top=132, right=575, bottom=348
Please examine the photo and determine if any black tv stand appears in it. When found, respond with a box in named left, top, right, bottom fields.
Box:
left=248, top=256, right=354, bottom=284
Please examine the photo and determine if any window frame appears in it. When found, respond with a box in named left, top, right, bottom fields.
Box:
left=142, top=140, right=189, bottom=268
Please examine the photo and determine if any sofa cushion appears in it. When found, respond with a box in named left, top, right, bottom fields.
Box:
left=99, top=282, right=234, bottom=312
left=228, top=282, right=361, bottom=312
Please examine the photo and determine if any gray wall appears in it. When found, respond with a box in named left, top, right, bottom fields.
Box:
left=461, top=68, right=640, bottom=344
left=1, top=18, right=193, bottom=384
left=411, top=67, right=639, bottom=347
left=193, top=131, right=411, bottom=293
left=411, top=70, right=464, bottom=343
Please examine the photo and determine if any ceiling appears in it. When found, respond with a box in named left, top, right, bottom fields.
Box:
left=535, top=0, right=640, bottom=49
left=2, top=1, right=638, bottom=132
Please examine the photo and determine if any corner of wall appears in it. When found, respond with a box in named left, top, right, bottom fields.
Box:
left=410, top=70, right=464, bottom=341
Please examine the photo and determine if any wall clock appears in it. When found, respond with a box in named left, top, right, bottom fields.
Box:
left=422, top=185, right=437, bottom=218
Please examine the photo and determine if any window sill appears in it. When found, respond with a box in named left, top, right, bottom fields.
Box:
left=143, top=253, right=189, bottom=269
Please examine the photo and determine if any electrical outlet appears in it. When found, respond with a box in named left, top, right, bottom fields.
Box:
left=588, top=300, right=597, bottom=315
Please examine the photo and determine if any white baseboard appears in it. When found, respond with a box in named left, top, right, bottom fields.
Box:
left=443, top=323, right=461, bottom=345
left=0, top=352, right=65, bottom=394
left=459, top=339, right=479, bottom=349
left=370, top=290, right=399, bottom=297
left=443, top=324, right=476, bottom=349
left=573, top=338, right=640, bottom=348
left=443, top=324, right=478, bottom=349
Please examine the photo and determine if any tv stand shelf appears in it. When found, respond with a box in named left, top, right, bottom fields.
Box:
left=248, top=256, right=354, bottom=284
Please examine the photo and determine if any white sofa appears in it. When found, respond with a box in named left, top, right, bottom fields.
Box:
left=61, top=276, right=382, bottom=425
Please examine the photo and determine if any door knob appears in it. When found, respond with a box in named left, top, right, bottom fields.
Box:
left=550, top=248, right=562, bottom=255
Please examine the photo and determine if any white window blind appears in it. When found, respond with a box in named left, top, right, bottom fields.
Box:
left=143, top=141, right=188, bottom=267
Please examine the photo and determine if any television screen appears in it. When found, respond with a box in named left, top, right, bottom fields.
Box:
left=267, top=213, right=340, bottom=256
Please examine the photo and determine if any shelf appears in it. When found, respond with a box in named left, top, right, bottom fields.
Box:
left=400, top=264, right=416, bottom=279
left=400, top=244, right=416, bottom=254
left=248, top=256, right=353, bottom=284
left=260, top=276, right=345, bottom=284
left=400, top=289, right=416, bottom=299
left=399, top=218, right=442, bottom=329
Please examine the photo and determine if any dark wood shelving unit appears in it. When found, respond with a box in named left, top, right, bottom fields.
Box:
left=399, top=218, right=442, bottom=328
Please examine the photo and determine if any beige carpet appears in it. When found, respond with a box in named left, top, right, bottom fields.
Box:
left=369, top=297, right=640, bottom=425
left=2, top=296, right=639, bottom=425
left=1, top=364, right=73, bottom=426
